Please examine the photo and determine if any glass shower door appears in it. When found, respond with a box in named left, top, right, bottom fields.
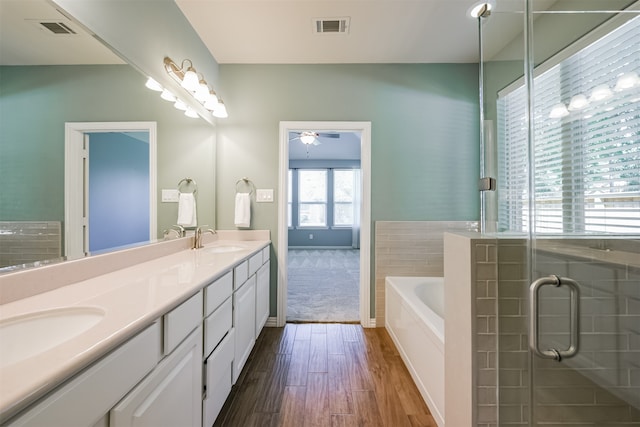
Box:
left=493, top=1, right=640, bottom=426
left=526, top=2, right=640, bottom=426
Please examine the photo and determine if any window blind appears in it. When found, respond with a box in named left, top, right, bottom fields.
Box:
left=498, top=15, right=640, bottom=234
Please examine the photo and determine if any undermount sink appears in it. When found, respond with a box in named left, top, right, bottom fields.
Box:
left=205, top=245, right=245, bottom=253
left=0, top=307, right=105, bottom=368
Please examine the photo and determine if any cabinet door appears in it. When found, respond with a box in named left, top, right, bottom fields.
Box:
left=110, top=327, right=202, bottom=427
left=255, top=262, right=270, bottom=338
left=232, top=275, right=256, bottom=384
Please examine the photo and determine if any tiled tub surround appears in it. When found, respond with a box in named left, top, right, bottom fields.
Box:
left=497, top=238, right=640, bottom=426
left=374, top=221, right=477, bottom=324
left=0, top=221, right=62, bottom=269
left=0, top=231, right=270, bottom=420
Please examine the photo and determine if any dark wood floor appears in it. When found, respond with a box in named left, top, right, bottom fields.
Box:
left=214, top=323, right=437, bottom=427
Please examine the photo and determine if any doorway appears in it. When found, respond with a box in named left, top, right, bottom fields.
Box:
left=64, top=122, right=157, bottom=259
left=277, top=121, right=372, bottom=327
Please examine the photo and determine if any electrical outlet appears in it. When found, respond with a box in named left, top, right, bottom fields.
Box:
left=309, top=233, right=314, bottom=240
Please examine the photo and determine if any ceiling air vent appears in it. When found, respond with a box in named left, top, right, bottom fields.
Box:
left=38, top=21, right=77, bottom=35
left=313, top=17, right=350, bottom=34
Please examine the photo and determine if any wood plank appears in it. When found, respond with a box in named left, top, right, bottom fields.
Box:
left=295, top=323, right=313, bottom=340
left=408, top=413, right=439, bottom=427
left=304, top=373, right=330, bottom=427
left=309, top=331, right=328, bottom=373
left=352, top=390, right=384, bottom=427
left=328, top=354, right=354, bottom=415
left=256, top=353, right=291, bottom=413
left=363, top=333, right=413, bottom=427
left=275, top=324, right=297, bottom=354
left=311, top=323, right=327, bottom=334
left=326, top=323, right=345, bottom=355
left=279, top=386, right=307, bottom=427
left=286, top=337, right=311, bottom=386
left=330, top=414, right=359, bottom=427
left=214, top=371, right=266, bottom=426
left=245, top=412, right=281, bottom=427
left=388, top=356, right=431, bottom=415
left=340, top=324, right=362, bottom=342
left=344, top=340, right=373, bottom=391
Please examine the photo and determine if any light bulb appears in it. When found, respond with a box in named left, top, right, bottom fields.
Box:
left=184, top=108, right=199, bottom=118
left=204, top=91, right=219, bottom=110
left=160, top=89, right=176, bottom=102
left=568, top=94, right=589, bottom=111
left=174, top=99, right=188, bottom=111
left=212, top=100, right=228, bottom=118
left=469, top=1, right=493, bottom=18
left=181, top=67, right=199, bottom=91
left=615, top=72, right=639, bottom=91
left=590, top=84, right=613, bottom=102
left=194, top=80, right=210, bottom=102
left=549, top=103, right=569, bottom=119
left=145, top=77, right=163, bottom=91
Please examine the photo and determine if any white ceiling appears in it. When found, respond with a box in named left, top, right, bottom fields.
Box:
left=175, top=0, right=483, bottom=64
left=0, top=0, right=123, bottom=65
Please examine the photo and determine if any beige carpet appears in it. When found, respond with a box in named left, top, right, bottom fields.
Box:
left=287, top=249, right=360, bottom=322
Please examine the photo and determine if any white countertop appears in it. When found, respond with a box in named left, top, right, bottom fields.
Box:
left=0, top=237, right=269, bottom=420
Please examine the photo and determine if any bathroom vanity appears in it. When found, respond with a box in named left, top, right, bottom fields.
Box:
left=0, top=232, right=270, bottom=427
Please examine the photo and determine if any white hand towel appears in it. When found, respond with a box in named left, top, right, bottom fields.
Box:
left=177, top=192, right=197, bottom=227
left=234, top=193, right=251, bottom=228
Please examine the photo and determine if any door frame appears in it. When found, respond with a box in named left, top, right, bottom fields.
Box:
left=64, top=121, right=157, bottom=259
left=277, top=121, right=372, bottom=327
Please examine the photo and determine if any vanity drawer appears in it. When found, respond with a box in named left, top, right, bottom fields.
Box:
left=262, top=246, right=270, bottom=263
left=204, top=297, right=232, bottom=357
left=248, top=252, right=262, bottom=277
left=233, top=260, right=248, bottom=290
left=204, top=271, right=233, bottom=317
left=163, top=292, right=202, bottom=355
left=203, top=329, right=235, bottom=427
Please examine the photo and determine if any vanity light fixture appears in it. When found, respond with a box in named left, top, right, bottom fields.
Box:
left=174, top=99, right=188, bottom=111
left=163, top=56, right=226, bottom=116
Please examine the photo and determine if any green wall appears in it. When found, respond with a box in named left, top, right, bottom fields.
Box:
left=216, top=63, right=480, bottom=316
left=0, top=64, right=216, bottom=236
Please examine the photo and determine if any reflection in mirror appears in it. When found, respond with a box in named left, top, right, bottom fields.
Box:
left=0, top=1, right=162, bottom=271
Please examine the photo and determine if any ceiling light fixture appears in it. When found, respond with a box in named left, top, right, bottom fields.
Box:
left=469, top=1, right=494, bottom=18
left=300, top=132, right=318, bottom=145
left=590, top=84, right=613, bottom=102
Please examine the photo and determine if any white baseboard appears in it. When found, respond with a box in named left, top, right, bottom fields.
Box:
left=265, top=317, right=278, bottom=327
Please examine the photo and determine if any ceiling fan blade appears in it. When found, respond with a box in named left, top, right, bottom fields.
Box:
left=317, top=133, right=340, bottom=138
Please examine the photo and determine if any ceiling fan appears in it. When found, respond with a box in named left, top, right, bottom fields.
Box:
left=290, top=131, right=340, bottom=145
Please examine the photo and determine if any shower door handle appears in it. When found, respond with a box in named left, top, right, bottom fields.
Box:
left=529, top=275, right=580, bottom=362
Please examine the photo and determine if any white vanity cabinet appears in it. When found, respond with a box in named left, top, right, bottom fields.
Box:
left=4, top=322, right=162, bottom=427
left=110, top=327, right=203, bottom=427
left=110, top=292, right=203, bottom=427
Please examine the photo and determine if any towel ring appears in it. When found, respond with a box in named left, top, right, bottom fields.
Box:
left=178, top=178, right=197, bottom=194
left=235, top=177, right=254, bottom=195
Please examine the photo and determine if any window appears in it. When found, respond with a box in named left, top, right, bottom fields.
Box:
left=334, top=170, right=355, bottom=226
left=298, top=170, right=327, bottom=227
left=498, top=15, right=640, bottom=234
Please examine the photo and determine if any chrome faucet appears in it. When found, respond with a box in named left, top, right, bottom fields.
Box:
left=193, top=226, right=216, bottom=249
left=163, top=228, right=181, bottom=240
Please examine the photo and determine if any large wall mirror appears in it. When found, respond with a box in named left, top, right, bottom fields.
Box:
left=0, top=0, right=214, bottom=271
